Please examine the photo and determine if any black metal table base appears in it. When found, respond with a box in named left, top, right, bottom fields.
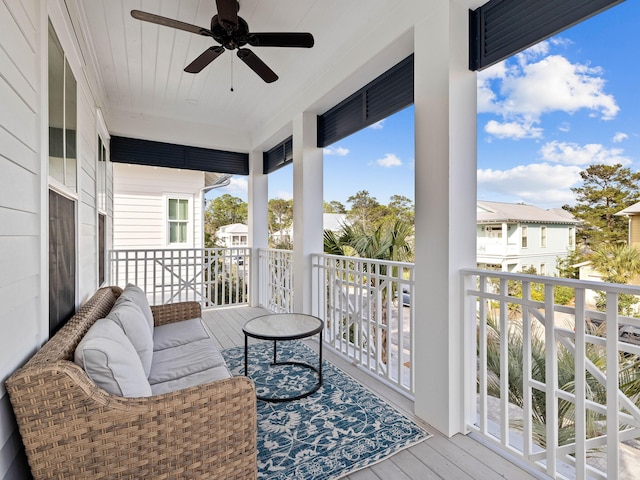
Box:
left=244, top=339, right=323, bottom=403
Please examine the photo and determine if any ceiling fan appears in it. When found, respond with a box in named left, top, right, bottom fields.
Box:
left=131, top=0, right=314, bottom=83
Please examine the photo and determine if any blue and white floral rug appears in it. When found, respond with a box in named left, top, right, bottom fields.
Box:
left=222, top=341, right=430, bottom=480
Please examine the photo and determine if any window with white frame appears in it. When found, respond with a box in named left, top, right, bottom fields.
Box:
left=97, top=136, right=108, bottom=212
left=569, top=227, right=575, bottom=247
left=540, top=225, right=547, bottom=248
left=48, top=21, right=77, bottom=192
left=167, top=198, right=189, bottom=244
left=540, top=263, right=546, bottom=276
left=521, top=225, right=528, bottom=248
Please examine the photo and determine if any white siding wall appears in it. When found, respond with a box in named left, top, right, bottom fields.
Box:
left=0, top=1, right=44, bottom=477
left=0, top=1, right=111, bottom=477
left=113, top=164, right=205, bottom=250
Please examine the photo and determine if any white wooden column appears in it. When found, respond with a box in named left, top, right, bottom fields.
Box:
left=292, top=113, right=323, bottom=314
left=413, top=0, right=477, bottom=436
left=248, top=149, right=268, bottom=307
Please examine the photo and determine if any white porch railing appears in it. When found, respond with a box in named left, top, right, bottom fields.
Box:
left=110, top=248, right=250, bottom=307
left=258, top=248, right=293, bottom=313
left=312, top=253, right=415, bottom=397
left=463, top=269, right=640, bottom=480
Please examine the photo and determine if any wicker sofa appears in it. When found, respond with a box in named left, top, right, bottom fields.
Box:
left=6, top=286, right=257, bottom=479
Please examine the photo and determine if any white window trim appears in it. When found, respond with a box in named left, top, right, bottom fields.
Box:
left=96, top=108, right=110, bottom=216
left=164, top=194, right=194, bottom=247
left=521, top=225, right=528, bottom=249
left=540, top=225, right=547, bottom=248
left=47, top=20, right=79, bottom=198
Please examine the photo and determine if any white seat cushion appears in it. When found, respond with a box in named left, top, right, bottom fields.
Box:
left=107, top=300, right=154, bottom=376
left=153, top=318, right=210, bottom=351
left=74, top=319, right=152, bottom=398
left=115, top=283, right=154, bottom=333
left=148, top=339, right=226, bottom=385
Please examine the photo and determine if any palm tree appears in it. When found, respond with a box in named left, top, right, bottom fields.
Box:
left=589, top=244, right=640, bottom=315
left=590, top=244, right=640, bottom=284
left=324, top=220, right=414, bottom=363
left=484, top=314, right=608, bottom=448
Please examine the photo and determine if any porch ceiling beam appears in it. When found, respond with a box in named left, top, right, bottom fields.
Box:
left=110, top=136, right=249, bottom=175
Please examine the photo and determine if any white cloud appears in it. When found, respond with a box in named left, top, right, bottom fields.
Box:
left=323, top=146, right=350, bottom=156
left=480, top=47, right=619, bottom=139
left=369, top=120, right=385, bottom=130
left=484, top=120, right=543, bottom=140
left=223, top=176, right=247, bottom=195
left=478, top=163, right=582, bottom=207
left=540, top=141, right=631, bottom=166
left=558, top=122, right=571, bottom=133
left=375, top=153, right=402, bottom=168
left=613, top=132, right=629, bottom=143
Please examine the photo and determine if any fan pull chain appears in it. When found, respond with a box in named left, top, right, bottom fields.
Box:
left=230, top=54, right=234, bottom=92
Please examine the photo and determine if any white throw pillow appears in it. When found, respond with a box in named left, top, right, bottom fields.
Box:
left=74, top=319, right=152, bottom=397
left=107, top=300, right=154, bottom=376
left=116, top=283, right=154, bottom=333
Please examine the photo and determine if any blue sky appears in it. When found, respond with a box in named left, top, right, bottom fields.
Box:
left=209, top=1, right=639, bottom=210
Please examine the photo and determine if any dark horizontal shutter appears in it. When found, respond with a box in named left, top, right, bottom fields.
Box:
left=111, top=136, right=248, bottom=174
left=263, top=136, right=293, bottom=174
left=470, top=0, right=624, bottom=71
left=318, top=54, right=413, bottom=147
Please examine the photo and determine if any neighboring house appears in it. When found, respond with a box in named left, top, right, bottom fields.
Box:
left=113, top=164, right=229, bottom=250
left=272, top=213, right=348, bottom=244
left=477, top=201, right=579, bottom=275
left=217, top=223, right=249, bottom=248
left=616, top=201, right=640, bottom=249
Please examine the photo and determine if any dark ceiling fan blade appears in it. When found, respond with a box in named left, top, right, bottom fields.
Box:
left=237, top=49, right=278, bottom=83
left=215, top=0, right=239, bottom=31
left=248, top=33, right=314, bottom=48
left=184, top=46, right=225, bottom=73
left=131, top=10, right=213, bottom=37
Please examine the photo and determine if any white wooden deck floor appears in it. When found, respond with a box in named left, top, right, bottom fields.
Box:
left=202, top=306, right=542, bottom=480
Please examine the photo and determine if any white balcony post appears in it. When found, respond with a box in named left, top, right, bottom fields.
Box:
left=413, top=0, right=477, bottom=436
left=248, top=149, right=268, bottom=307
left=292, top=112, right=323, bottom=314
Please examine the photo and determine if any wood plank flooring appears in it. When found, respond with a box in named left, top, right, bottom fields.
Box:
left=202, top=306, right=543, bottom=480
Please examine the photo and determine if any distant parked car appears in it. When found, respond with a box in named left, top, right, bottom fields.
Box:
left=394, top=285, right=411, bottom=307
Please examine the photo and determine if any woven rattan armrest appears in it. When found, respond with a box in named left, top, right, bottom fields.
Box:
left=7, top=361, right=257, bottom=479
left=151, top=301, right=202, bottom=326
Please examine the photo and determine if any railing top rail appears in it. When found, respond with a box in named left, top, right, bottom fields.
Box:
left=313, top=252, right=415, bottom=269
left=462, top=267, right=640, bottom=295
left=111, top=247, right=250, bottom=253
left=258, top=248, right=293, bottom=254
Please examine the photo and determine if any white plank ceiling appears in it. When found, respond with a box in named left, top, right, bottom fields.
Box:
left=76, top=0, right=396, bottom=149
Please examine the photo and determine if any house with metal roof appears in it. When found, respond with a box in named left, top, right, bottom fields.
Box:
left=477, top=201, right=579, bottom=274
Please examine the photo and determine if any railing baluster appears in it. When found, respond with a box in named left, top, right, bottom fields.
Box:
left=544, top=283, right=558, bottom=477
left=574, top=287, right=587, bottom=479
left=522, top=281, right=532, bottom=461
left=606, top=291, right=620, bottom=479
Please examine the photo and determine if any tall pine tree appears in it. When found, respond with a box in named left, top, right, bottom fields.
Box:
left=564, top=164, right=640, bottom=246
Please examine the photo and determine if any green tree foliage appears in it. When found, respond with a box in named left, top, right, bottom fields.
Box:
left=564, top=164, right=640, bottom=246
left=204, top=194, right=248, bottom=247
left=324, top=200, right=346, bottom=214
left=346, top=190, right=388, bottom=232
left=268, top=198, right=294, bottom=236
left=589, top=244, right=640, bottom=315
left=386, top=195, right=415, bottom=225
left=556, top=248, right=584, bottom=279
left=323, top=220, right=414, bottom=263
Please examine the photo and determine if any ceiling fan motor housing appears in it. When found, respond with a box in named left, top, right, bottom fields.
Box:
left=211, top=15, right=252, bottom=50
